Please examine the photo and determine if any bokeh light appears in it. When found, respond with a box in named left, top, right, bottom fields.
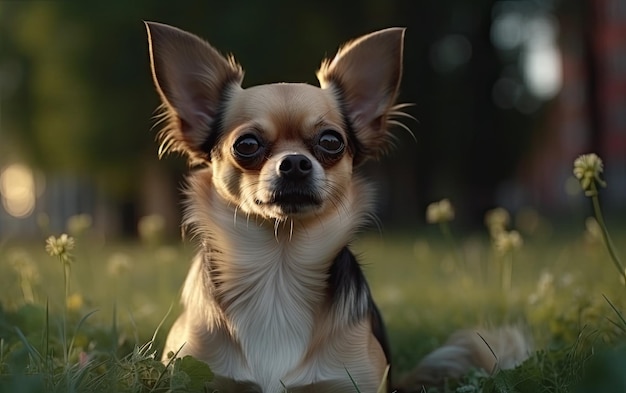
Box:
left=0, top=163, right=36, bottom=218
left=491, top=2, right=562, bottom=111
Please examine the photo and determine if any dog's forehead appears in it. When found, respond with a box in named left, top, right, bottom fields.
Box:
left=224, top=83, right=344, bottom=133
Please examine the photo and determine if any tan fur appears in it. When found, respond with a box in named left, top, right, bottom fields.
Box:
left=210, top=83, right=354, bottom=221
left=222, top=84, right=346, bottom=142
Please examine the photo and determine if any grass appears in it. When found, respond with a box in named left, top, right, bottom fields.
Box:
left=1, top=224, right=625, bottom=392
left=1, top=155, right=625, bottom=392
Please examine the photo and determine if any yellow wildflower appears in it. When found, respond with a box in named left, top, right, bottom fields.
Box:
left=485, top=207, right=510, bottom=236
left=425, top=199, right=455, bottom=224
left=573, top=153, right=606, bottom=195
left=493, top=230, right=523, bottom=254
left=66, top=293, right=84, bottom=312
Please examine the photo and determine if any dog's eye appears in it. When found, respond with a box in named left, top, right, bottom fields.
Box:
left=233, top=135, right=262, bottom=158
left=317, top=131, right=345, bottom=154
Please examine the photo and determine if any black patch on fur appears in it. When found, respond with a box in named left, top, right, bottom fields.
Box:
left=199, top=83, right=236, bottom=160
left=323, top=79, right=365, bottom=162
left=328, top=247, right=391, bottom=367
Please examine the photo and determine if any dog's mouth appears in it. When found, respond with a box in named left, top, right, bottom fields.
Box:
left=256, top=190, right=323, bottom=215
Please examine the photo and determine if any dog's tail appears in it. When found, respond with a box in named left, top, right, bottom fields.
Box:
left=395, top=326, right=531, bottom=392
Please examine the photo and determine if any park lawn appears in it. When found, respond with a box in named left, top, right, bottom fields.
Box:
left=1, top=223, right=626, bottom=392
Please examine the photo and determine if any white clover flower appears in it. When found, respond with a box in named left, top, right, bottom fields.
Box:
left=573, top=153, right=606, bottom=195
left=138, top=214, right=166, bottom=245
left=107, top=252, right=133, bottom=276
left=45, top=234, right=75, bottom=264
left=425, top=199, right=455, bottom=224
left=67, top=214, right=92, bottom=236
left=493, top=230, right=523, bottom=254
left=485, top=207, right=511, bottom=236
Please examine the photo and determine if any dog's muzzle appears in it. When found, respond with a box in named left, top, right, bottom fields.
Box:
left=255, top=154, right=323, bottom=214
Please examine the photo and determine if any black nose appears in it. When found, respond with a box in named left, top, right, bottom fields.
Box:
left=278, top=154, right=313, bottom=180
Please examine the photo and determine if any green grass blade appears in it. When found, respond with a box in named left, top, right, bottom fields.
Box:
left=344, top=367, right=362, bottom=393
left=376, top=365, right=390, bottom=393
left=111, top=302, right=119, bottom=354
left=14, top=327, right=44, bottom=364
left=603, top=294, right=626, bottom=330
left=67, top=309, right=99, bottom=361
left=476, top=331, right=499, bottom=374
left=149, top=344, right=186, bottom=393
left=44, top=300, right=50, bottom=360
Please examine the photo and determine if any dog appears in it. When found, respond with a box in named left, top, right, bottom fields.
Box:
left=145, top=22, right=531, bottom=392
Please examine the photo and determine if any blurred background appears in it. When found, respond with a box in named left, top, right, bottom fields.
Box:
left=0, top=0, right=624, bottom=239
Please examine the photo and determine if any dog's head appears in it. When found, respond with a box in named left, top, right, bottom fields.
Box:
left=146, top=22, right=405, bottom=221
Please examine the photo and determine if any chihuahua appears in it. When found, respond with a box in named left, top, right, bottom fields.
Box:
left=145, top=22, right=530, bottom=393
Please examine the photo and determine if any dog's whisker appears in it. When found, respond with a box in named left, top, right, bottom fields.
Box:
left=273, top=219, right=281, bottom=242
left=389, top=119, right=416, bottom=143
left=367, top=211, right=383, bottom=236
left=390, top=102, right=416, bottom=116
left=387, top=102, right=417, bottom=144
left=324, top=181, right=350, bottom=218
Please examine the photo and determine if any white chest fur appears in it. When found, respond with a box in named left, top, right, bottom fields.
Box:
left=217, top=225, right=333, bottom=391
left=175, top=173, right=374, bottom=391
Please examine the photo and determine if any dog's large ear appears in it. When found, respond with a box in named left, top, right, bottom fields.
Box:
left=317, top=28, right=405, bottom=162
left=145, top=22, right=244, bottom=161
